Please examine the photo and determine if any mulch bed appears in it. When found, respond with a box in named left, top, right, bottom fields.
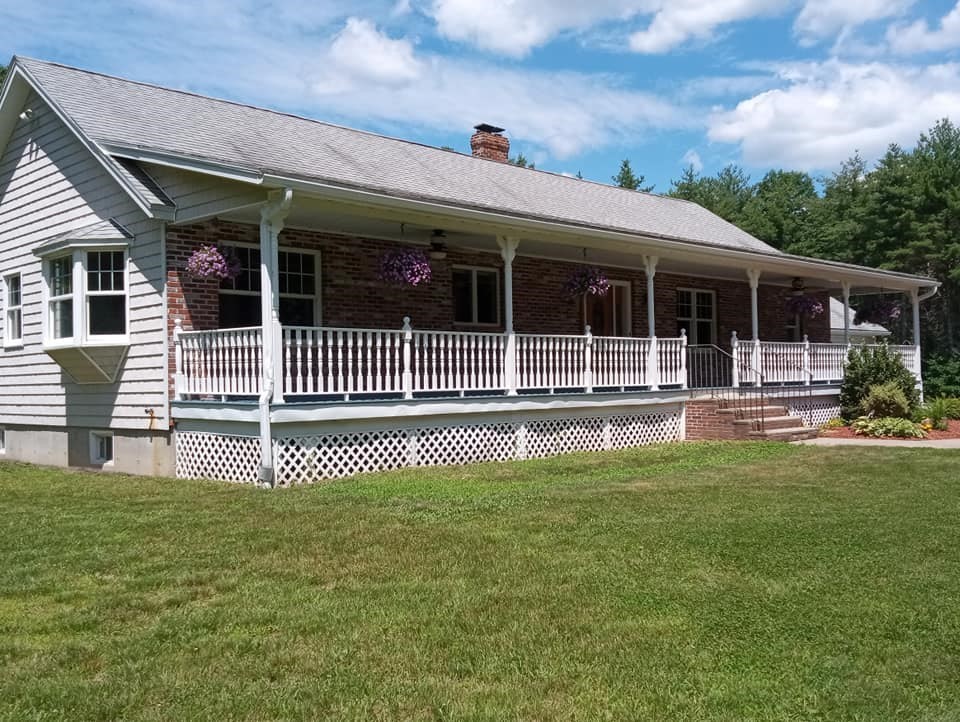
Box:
left=821, top=419, right=960, bottom=441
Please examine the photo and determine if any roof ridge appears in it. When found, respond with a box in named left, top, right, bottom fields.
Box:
left=14, top=55, right=706, bottom=206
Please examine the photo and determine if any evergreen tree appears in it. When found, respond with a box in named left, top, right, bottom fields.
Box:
left=612, top=159, right=654, bottom=192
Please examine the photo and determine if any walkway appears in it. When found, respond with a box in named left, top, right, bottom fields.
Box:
left=797, top=437, right=960, bottom=449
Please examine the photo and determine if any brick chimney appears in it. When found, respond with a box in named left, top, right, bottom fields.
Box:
left=470, top=123, right=509, bottom=162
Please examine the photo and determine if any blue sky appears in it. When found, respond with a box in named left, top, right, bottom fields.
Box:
left=2, top=0, right=960, bottom=191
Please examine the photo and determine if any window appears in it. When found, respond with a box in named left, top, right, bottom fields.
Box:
left=4, top=273, right=22, bottom=347
left=43, top=249, right=128, bottom=344
left=453, top=267, right=499, bottom=325
left=90, top=430, right=113, bottom=464
left=48, top=256, right=74, bottom=340
left=677, top=289, right=716, bottom=345
left=0, top=427, right=6, bottom=454
left=86, top=251, right=126, bottom=336
left=218, top=246, right=320, bottom=328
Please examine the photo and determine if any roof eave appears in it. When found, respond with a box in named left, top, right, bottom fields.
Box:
left=258, top=172, right=939, bottom=292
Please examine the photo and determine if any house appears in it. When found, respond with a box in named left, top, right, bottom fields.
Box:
left=0, top=57, right=939, bottom=485
left=829, top=298, right=892, bottom=344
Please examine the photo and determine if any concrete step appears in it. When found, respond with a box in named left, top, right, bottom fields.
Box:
left=733, top=415, right=805, bottom=431
left=746, top=426, right=819, bottom=441
left=718, top=405, right=788, bottom=418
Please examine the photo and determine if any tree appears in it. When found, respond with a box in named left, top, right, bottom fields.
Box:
left=739, top=170, right=818, bottom=252
left=666, top=164, right=752, bottom=225
left=509, top=153, right=535, bottom=169
left=612, top=158, right=654, bottom=192
left=0, top=64, right=6, bottom=86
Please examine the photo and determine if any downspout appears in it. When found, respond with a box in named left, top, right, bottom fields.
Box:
left=257, top=188, right=294, bottom=487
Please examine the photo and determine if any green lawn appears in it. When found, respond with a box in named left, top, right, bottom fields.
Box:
left=2, top=443, right=960, bottom=721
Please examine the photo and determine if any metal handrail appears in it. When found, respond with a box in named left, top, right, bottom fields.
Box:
left=687, top=344, right=768, bottom=432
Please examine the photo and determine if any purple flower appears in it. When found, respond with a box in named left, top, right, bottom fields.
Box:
left=563, top=266, right=611, bottom=298
left=786, top=294, right=825, bottom=318
left=378, top=248, right=432, bottom=286
left=185, top=245, right=242, bottom=281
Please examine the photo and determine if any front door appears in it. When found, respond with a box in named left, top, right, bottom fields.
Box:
left=584, top=283, right=630, bottom=336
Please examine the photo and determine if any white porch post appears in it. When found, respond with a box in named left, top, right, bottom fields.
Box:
left=746, top=269, right=761, bottom=341
left=173, top=318, right=184, bottom=400
left=257, top=188, right=293, bottom=487
left=498, top=236, right=520, bottom=395
left=643, top=255, right=659, bottom=391
left=731, top=331, right=740, bottom=387
left=842, top=281, right=852, bottom=346
left=912, top=288, right=923, bottom=398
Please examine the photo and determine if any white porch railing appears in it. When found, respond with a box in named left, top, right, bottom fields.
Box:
left=173, top=321, right=921, bottom=401
left=730, top=335, right=921, bottom=386
left=175, top=323, right=264, bottom=398
left=174, top=321, right=688, bottom=400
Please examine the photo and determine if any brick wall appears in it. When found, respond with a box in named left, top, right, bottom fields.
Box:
left=165, top=220, right=831, bottom=376
left=684, top=399, right=745, bottom=441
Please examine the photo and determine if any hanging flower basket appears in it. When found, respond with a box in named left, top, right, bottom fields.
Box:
left=785, top=293, right=825, bottom=318
left=854, top=299, right=902, bottom=325
left=562, top=266, right=611, bottom=298
left=185, top=244, right=242, bottom=281
left=378, top=248, right=432, bottom=287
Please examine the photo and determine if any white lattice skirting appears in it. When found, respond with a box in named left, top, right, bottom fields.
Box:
left=785, top=397, right=842, bottom=427
left=176, top=409, right=683, bottom=485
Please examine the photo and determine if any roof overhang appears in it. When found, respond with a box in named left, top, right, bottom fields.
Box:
left=85, top=139, right=938, bottom=295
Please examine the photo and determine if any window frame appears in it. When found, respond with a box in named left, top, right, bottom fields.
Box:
left=676, top=287, right=717, bottom=345
left=40, top=245, right=130, bottom=348
left=3, top=272, right=23, bottom=349
left=452, top=265, right=500, bottom=327
left=89, top=430, right=114, bottom=465
left=217, top=243, right=322, bottom=327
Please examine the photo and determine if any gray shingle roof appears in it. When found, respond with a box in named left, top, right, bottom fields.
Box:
left=19, top=57, right=780, bottom=255
left=829, top=298, right=890, bottom=336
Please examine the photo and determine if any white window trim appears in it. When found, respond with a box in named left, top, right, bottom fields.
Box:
left=218, top=243, right=322, bottom=326
left=677, top=287, right=718, bottom=345
left=40, top=245, right=130, bottom=349
left=3, top=272, right=23, bottom=349
left=581, top=280, right=632, bottom=337
left=453, top=265, right=500, bottom=327
left=89, top=430, right=114, bottom=465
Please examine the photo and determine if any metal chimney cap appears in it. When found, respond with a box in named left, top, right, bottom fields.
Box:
left=473, top=123, right=505, bottom=134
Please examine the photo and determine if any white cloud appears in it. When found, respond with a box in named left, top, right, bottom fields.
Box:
left=427, top=0, right=654, bottom=57
left=682, top=148, right=704, bottom=172
left=0, top=2, right=691, bottom=159
left=887, top=2, right=960, bottom=54
left=708, top=60, right=960, bottom=169
left=794, top=0, right=914, bottom=45
left=318, top=17, right=422, bottom=91
left=629, top=0, right=787, bottom=54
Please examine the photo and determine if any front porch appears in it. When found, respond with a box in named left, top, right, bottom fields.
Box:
left=172, top=322, right=920, bottom=403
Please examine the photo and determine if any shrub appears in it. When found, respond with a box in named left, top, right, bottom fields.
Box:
left=851, top=416, right=926, bottom=439
left=917, top=397, right=959, bottom=431
left=922, top=355, right=960, bottom=398
left=820, top=417, right=847, bottom=430
left=840, top=345, right=919, bottom=420
left=860, top=382, right=911, bottom=419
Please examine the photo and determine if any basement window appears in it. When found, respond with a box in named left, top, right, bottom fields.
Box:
left=90, top=430, right=114, bottom=465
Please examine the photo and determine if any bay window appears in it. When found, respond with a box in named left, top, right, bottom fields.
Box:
left=42, top=248, right=128, bottom=344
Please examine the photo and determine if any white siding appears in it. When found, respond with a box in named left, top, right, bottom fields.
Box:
left=0, top=92, right=169, bottom=430
left=144, top=164, right=264, bottom=223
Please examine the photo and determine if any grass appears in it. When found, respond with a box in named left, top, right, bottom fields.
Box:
left=2, top=442, right=960, bottom=721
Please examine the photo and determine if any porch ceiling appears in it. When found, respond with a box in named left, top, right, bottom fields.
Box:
left=218, top=196, right=929, bottom=295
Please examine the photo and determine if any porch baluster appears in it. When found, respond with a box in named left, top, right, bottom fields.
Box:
left=401, top=317, right=413, bottom=400
left=584, top=326, right=594, bottom=393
